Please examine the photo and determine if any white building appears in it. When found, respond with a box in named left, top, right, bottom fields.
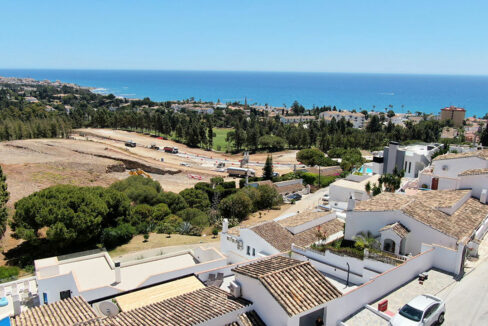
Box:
left=372, top=141, right=442, bottom=178
left=344, top=189, right=488, bottom=264
left=329, top=174, right=380, bottom=210
left=418, top=150, right=488, bottom=199
left=35, top=246, right=226, bottom=304
left=221, top=211, right=344, bottom=263
left=319, top=111, right=366, bottom=129
left=280, top=115, right=316, bottom=124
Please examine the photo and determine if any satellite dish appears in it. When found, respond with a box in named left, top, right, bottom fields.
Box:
left=97, top=301, right=119, bottom=316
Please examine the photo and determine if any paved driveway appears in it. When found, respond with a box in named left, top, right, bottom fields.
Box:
left=437, top=256, right=488, bottom=325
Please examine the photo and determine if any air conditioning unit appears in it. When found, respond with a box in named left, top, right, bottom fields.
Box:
left=228, top=281, right=241, bottom=297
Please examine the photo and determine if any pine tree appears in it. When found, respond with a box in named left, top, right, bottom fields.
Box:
left=0, top=165, right=9, bottom=237
left=481, top=125, right=488, bottom=147
left=263, top=155, right=274, bottom=180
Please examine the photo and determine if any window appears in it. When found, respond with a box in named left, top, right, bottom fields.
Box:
left=442, top=165, right=448, bottom=171
left=404, top=161, right=408, bottom=170
left=408, top=162, right=411, bottom=174
left=43, top=293, right=48, bottom=304
left=60, top=290, right=71, bottom=300
left=252, top=248, right=256, bottom=256
left=246, top=245, right=250, bottom=255
left=424, top=304, right=439, bottom=319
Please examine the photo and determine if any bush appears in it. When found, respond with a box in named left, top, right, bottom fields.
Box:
left=240, top=186, right=261, bottom=212
left=160, top=192, right=188, bottom=213
left=296, top=148, right=336, bottom=166
left=130, top=204, right=154, bottom=225
left=177, top=208, right=209, bottom=227
left=0, top=266, right=20, bottom=280
left=219, top=192, right=252, bottom=221
left=257, top=185, right=282, bottom=210
left=179, top=188, right=210, bottom=211
left=101, top=223, right=136, bottom=249
left=152, top=203, right=171, bottom=222
left=110, top=175, right=164, bottom=205
left=258, top=135, right=286, bottom=151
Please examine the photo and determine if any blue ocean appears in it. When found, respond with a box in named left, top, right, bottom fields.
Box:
left=1, top=69, right=487, bottom=116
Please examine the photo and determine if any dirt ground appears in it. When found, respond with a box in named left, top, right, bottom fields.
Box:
left=0, top=129, right=299, bottom=262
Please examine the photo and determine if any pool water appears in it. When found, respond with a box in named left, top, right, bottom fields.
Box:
left=358, top=166, right=373, bottom=174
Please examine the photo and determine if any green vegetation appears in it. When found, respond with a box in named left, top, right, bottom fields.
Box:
left=263, top=155, right=274, bottom=180
left=0, top=166, right=9, bottom=237
left=327, top=147, right=365, bottom=171
left=296, top=148, right=336, bottom=166
left=0, top=266, right=20, bottom=281
left=212, top=128, right=231, bottom=151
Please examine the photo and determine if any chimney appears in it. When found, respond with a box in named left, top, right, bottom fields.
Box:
left=480, top=189, right=488, bottom=204
left=222, top=219, right=229, bottom=234
left=12, top=294, right=21, bottom=315
left=346, top=194, right=356, bottom=211
left=114, top=262, right=121, bottom=284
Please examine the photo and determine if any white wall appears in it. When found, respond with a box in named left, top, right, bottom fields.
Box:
left=459, top=175, right=488, bottom=199
left=220, top=228, right=280, bottom=264
left=345, top=211, right=459, bottom=255
left=432, top=157, right=487, bottom=178
left=324, top=249, right=435, bottom=325
left=236, top=274, right=290, bottom=326
left=37, top=272, right=80, bottom=305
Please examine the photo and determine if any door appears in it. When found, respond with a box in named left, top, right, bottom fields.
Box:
left=431, top=177, right=439, bottom=190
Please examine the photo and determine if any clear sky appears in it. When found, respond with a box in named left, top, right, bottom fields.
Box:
left=1, top=0, right=487, bottom=75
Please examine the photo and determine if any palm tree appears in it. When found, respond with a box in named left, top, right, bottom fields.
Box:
left=353, top=232, right=379, bottom=250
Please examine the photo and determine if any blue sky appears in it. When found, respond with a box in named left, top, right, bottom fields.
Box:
left=1, top=0, right=487, bottom=75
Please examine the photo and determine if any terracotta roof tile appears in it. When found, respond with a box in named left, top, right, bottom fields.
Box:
left=238, top=310, right=266, bottom=326
left=250, top=219, right=344, bottom=252
left=458, top=168, right=488, bottom=176
left=106, top=286, right=250, bottom=326
left=379, top=222, right=410, bottom=238
left=11, top=297, right=98, bottom=326
left=277, top=212, right=329, bottom=228
left=433, top=149, right=488, bottom=161
left=233, top=256, right=301, bottom=278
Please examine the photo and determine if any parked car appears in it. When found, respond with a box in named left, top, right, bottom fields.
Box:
left=287, top=193, right=302, bottom=201
left=322, top=194, right=330, bottom=202
left=389, top=294, right=445, bottom=326
left=180, top=162, right=191, bottom=167
left=272, top=172, right=280, bottom=177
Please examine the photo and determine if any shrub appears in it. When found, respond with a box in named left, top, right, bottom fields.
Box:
left=130, top=204, right=154, bottom=225
left=218, top=192, right=252, bottom=221
left=101, top=223, right=136, bottom=249
left=152, top=203, right=171, bottom=222
left=177, top=208, right=209, bottom=227
left=0, top=266, right=20, bottom=280
left=110, top=175, right=164, bottom=205
left=179, top=188, right=210, bottom=211
left=257, top=185, right=282, bottom=210
left=160, top=192, right=188, bottom=213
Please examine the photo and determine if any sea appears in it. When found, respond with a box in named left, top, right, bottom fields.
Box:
left=1, top=69, right=487, bottom=117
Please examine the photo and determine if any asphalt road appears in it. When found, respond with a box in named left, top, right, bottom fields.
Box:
left=438, top=256, right=488, bottom=325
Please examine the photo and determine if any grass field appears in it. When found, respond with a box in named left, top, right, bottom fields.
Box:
left=212, top=128, right=231, bottom=152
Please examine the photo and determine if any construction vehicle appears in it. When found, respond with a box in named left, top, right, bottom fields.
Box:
left=227, top=167, right=255, bottom=177
left=128, top=169, right=152, bottom=178
left=163, top=146, right=179, bottom=154
left=149, top=144, right=160, bottom=150
left=215, top=162, right=226, bottom=168
left=125, top=140, right=136, bottom=148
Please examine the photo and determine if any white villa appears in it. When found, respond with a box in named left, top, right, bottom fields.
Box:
left=418, top=149, right=488, bottom=199
left=35, top=246, right=226, bottom=304
left=328, top=174, right=380, bottom=211
left=344, top=189, right=488, bottom=268
left=221, top=210, right=344, bottom=263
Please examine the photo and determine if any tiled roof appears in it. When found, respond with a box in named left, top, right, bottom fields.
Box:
left=355, top=190, right=488, bottom=241
left=238, top=310, right=266, bottom=326
left=380, top=222, right=410, bottom=238
left=433, top=149, right=488, bottom=161
left=233, top=256, right=301, bottom=278
left=277, top=211, right=328, bottom=227
left=250, top=219, right=344, bottom=252
left=11, top=296, right=98, bottom=326
left=458, top=168, right=488, bottom=177
left=105, top=286, right=250, bottom=326
left=260, top=260, right=341, bottom=316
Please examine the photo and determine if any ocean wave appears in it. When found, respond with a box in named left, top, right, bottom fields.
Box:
left=379, top=92, right=395, bottom=96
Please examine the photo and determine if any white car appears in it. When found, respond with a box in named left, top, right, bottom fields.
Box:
left=389, top=294, right=445, bottom=326
left=179, top=162, right=191, bottom=167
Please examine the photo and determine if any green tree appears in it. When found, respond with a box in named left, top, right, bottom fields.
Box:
left=296, top=148, right=335, bottom=166
left=0, top=166, right=9, bottom=236
left=160, top=192, right=188, bottom=213
left=219, top=192, right=252, bottom=221
left=152, top=203, right=171, bottom=222
left=263, top=155, right=274, bottom=180
left=481, top=124, right=488, bottom=147
left=177, top=208, right=209, bottom=227
left=257, top=185, right=282, bottom=210
left=179, top=188, right=210, bottom=211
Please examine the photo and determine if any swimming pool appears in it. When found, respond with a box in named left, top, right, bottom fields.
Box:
left=357, top=166, right=373, bottom=174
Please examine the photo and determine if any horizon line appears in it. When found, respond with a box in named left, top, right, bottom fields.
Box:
left=1, top=67, right=488, bottom=78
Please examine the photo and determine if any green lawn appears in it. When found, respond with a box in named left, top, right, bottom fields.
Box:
left=212, top=128, right=231, bottom=152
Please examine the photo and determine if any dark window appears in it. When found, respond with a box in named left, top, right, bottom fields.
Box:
left=43, top=293, right=48, bottom=304
left=424, top=304, right=439, bottom=319
left=252, top=248, right=256, bottom=256
left=60, top=290, right=71, bottom=300
left=408, top=162, right=412, bottom=173
left=246, top=246, right=250, bottom=255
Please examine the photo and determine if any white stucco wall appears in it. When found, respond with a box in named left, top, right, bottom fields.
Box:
left=220, top=228, right=280, bottom=264
left=432, top=157, right=487, bottom=178
left=459, top=175, right=488, bottom=199
left=37, top=272, right=80, bottom=305
left=236, top=274, right=289, bottom=326
left=345, top=210, right=458, bottom=255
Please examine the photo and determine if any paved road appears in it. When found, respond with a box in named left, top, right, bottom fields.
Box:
left=437, top=256, right=488, bottom=325
left=280, top=187, right=329, bottom=216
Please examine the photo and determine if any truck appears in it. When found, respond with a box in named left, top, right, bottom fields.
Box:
left=125, top=140, right=136, bottom=148
left=150, top=144, right=160, bottom=150
left=163, top=146, right=179, bottom=154
left=227, top=167, right=256, bottom=178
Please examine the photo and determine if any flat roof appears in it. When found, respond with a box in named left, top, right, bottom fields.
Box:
left=115, top=276, right=205, bottom=311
